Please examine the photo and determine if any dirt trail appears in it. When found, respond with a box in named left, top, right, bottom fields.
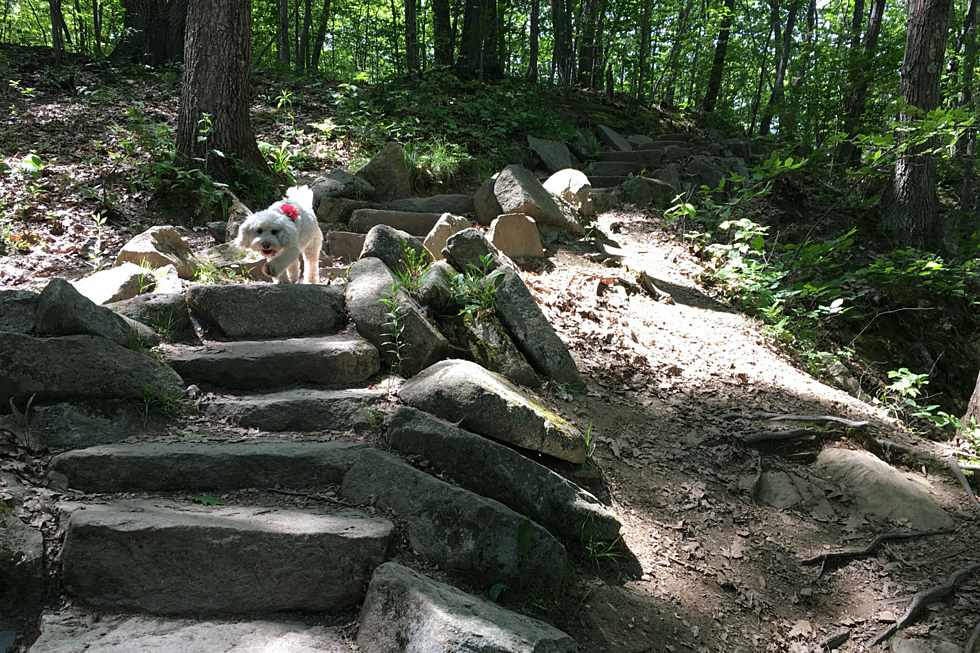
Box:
left=530, top=208, right=980, bottom=653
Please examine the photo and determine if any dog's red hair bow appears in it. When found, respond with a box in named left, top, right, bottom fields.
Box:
left=280, top=202, right=299, bottom=221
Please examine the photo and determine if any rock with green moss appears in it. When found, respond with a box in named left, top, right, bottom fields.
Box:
left=461, top=312, right=538, bottom=388
left=398, top=359, right=585, bottom=464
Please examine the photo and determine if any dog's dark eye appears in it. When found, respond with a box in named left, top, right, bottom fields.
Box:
left=271, top=229, right=279, bottom=235
left=256, top=228, right=263, bottom=234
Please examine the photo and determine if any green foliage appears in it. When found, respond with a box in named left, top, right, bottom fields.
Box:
left=378, top=283, right=408, bottom=374
left=451, top=255, right=505, bottom=316
left=9, top=394, right=35, bottom=429
left=585, top=534, right=624, bottom=569
left=392, top=239, right=430, bottom=293
left=190, top=495, right=224, bottom=506
left=140, top=383, right=186, bottom=424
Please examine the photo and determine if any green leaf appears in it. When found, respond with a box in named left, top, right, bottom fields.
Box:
left=489, top=583, right=508, bottom=602
left=191, top=495, right=223, bottom=506
left=518, top=517, right=533, bottom=561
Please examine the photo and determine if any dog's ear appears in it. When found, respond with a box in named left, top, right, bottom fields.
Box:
left=234, top=221, right=252, bottom=248
left=276, top=217, right=299, bottom=250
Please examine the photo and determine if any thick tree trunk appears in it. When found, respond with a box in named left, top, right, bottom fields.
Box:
left=405, top=0, right=419, bottom=72
left=299, top=0, right=312, bottom=69
left=636, top=0, right=652, bottom=100
left=957, top=0, right=979, bottom=218
left=176, top=0, right=272, bottom=196
left=49, top=0, right=67, bottom=64
left=961, top=368, right=980, bottom=433
left=885, top=0, right=953, bottom=251
left=279, top=0, right=290, bottom=67
left=759, top=0, right=800, bottom=135
left=432, top=0, right=453, bottom=66
left=837, top=0, right=885, bottom=171
left=551, top=0, right=574, bottom=84
left=309, top=0, right=332, bottom=70
left=749, top=0, right=779, bottom=134
left=701, top=0, right=735, bottom=112
left=525, top=0, right=539, bottom=80
left=577, top=0, right=602, bottom=87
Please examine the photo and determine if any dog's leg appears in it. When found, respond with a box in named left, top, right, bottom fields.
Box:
left=264, top=247, right=301, bottom=280
left=286, top=260, right=301, bottom=284
left=302, top=234, right=323, bottom=284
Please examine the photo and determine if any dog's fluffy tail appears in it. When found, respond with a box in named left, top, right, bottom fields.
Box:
left=286, top=185, right=314, bottom=214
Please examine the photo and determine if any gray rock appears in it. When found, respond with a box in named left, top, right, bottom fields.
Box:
left=591, top=190, right=620, bottom=213
left=423, top=213, right=471, bottom=261
left=354, top=142, right=411, bottom=201
left=204, top=388, right=388, bottom=431
left=596, top=124, right=632, bottom=152
left=416, top=261, right=458, bottom=317
left=199, top=243, right=268, bottom=281
left=0, top=290, right=37, bottom=334
left=71, top=263, right=153, bottom=305
left=655, top=132, right=699, bottom=142
left=475, top=175, right=503, bottom=225
left=586, top=176, right=629, bottom=189
left=688, top=157, right=727, bottom=191
left=398, top=359, right=585, bottom=464
left=345, top=257, right=449, bottom=377
left=114, top=226, right=200, bottom=279
left=627, top=134, right=655, bottom=149
left=217, top=187, right=253, bottom=244
left=891, top=635, right=961, bottom=653
left=314, top=196, right=377, bottom=223
left=150, top=264, right=182, bottom=293
left=324, top=231, right=367, bottom=261
left=587, top=160, right=647, bottom=178
left=444, top=228, right=515, bottom=275
left=723, top=138, right=753, bottom=161
left=494, top=267, right=585, bottom=388
left=312, top=168, right=380, bottom=202
left=568, top=130, right=595, bottom=161
left=755, top=471, right=836, bottom=521
left=61, top=500, right=393, bottom=614
left=206, top=220, right=227, bottom=243
left=0, top=403, right=143, bottom=452
left=527, top=136, right=573, bottom=173
left=461, top=312, right=539, bottom=388
left=595, top=149, right=666, bottom=167
left=494, top=165, right=584, bottom=236
left=167, top=334, right=380, bottom=390
left=543, top=169, right=594, bottom=217
left=350, top=208, right=444, bottom=237
left=0, top=333, right=184, bottom=406
left=120, top=314, right=160, bottom=349
left=360, top=224, right=429, bottom=276
left=0, top=512, right=43, bottom=623
left=341, top=449, right=567, bottom=593
left=185, top=284, right=346, bottom=339
left=665, top=144, right=690, bottom=163
left=51, top=441, right=370, bottom=492
left=621, top=176, right=676, bottom=208
left=107, top=293, right=196, bottom=343
left=813, top=448, right=953, bottom=531
left=389, top=407, right=619, bottom=543
left=488, top=214, right=545, bottom=259
left=358, top=562, right=578, bottom=653
left=652, top=164, right=682, bottom=194
left=718, top=156, right=749, bottom=178
left=31, top=610, right=351, bottom=653
left=385, top=195, right=476, bottom=215
left=34, top=278, right=136, bottom=348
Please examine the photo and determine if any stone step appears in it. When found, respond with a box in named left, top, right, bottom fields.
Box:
left=60, top=500, right=394, bottom=615
left=587, top=175, right=630, bottom=188
left=31, top=609, right=353, bottom=652
left=50, top=441, right=369, bottom=493
left=205, top=387, right=388, bottom=431
left=595, top=149, right=666, bottom=165
left=166, top=333, right=380, bottom=390
left=350, top=208, right=443, bottom=237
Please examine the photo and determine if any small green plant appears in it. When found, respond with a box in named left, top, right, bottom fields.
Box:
left=517, top=516, right=533, bottom=593
left=146, top=311, right=178, bottom=341
left=585, top=534, right=624, bottom=569
left=393, top=239, right=430, bottom=292
left=9, top=394, right=34, bottom=429
left=361, top=405, right=386, bottom=431
left=190, top=495, right=223, bottom=506
left=379, top=284, right=409, bottom=374
left=451, top=255, right=505, bottom=315
left=583, top=424, right=605, bottom=470
left=140, top=383, right=186, bottom=424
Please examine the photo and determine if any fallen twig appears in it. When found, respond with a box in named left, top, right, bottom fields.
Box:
left=800, top=529, right=953, bottom=574
left=946, top=455, right=980, bottom=513
left=870, top=563, right=980, bottom=647
left=966, top=620, right=980, bottom=653
left=814, top=630, right=849, bottom=651
left=268, top=487, right=348, bottom=506
left=752, top=413, right=870, bottom=428
left=743, top=428, right=840, bottom=444
left=876, top=439, right=980, bottom=513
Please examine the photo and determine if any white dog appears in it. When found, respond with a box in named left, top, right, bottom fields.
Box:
left=235, top=186, right=323, bottom=284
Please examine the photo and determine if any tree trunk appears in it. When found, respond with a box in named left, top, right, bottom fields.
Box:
left=701, top=0, right=735, bottom=112
left=749, top=0, right=779, bottom=134
left=653, top=0, right=692, bottom=103
left=176, top=0, right=272, bottom=197
left=309, top=0, right=332, bottom=70
left=432, top=0, right=452, bottom=66
left=299, top=0, right=312, bottom=69
left=405, top=0, right=419, bottom=72
left=956, top=0, right=979, bottom=219
left=48, top=0, right=67, bottom=64
left=577, top=0, right=601, bottom=87
left=759, top=0, right=800, bottom=135
left=92, top=0, right=103, bottom=58
left=962, top=368, right=980, bottom=433
left=551, top=0, right=573, bottom=84
left=635, top=0, right=651, bottom=100
left=836, top=0, right=885, bottom=170
left=885, top=0, right=953, bottom=251
left=525, top=0, right=539, bottom=80
left=279, top=0, right=290, bottom=67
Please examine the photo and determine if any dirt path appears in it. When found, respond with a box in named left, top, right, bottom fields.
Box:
left=528, top=208, right=980, bottom=652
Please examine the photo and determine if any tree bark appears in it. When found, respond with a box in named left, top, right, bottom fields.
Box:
left=551, top=0, right=574, bottom=84
left=279, top=0, right=290, bottom=67
left=885, top=0, right=953, bottom=250
left=405, top=0, right=419, bottom=72
left=525, top=0, right=539, bottom=80
left=577, top=0, right=602, bottom=87
left=48, top=0, right=67, bottom=64
left=176, top=0, right=272, bottom=196
left=636, top=0, right=652, bottom=100
left=309, top=0, right=332, bottom=70
left=299, top=0, right=312, bottom=69
left=957, top=0, right=979, bottom=218
left=837, top=0, right=885, bottom=171
left=701, top=0, right=735, bottom=112
left=432, top=0, right=453, bottom=65
left=759, top=0, right=800, bottom=135
left=749, top=0, right=779, bottom=134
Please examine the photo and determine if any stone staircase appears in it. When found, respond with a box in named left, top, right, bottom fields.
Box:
left=586, top=132, right=695, bottom=191
left=29, top=283, right=608, bottom=651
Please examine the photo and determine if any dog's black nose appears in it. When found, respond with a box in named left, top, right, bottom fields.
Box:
left=261, top=241, right=272, bottom=249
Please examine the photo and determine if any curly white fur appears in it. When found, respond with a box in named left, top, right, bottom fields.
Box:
left=235, top=186, right=323, bottom=284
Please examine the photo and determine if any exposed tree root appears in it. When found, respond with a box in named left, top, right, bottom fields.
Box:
left=876, top=439, right=980, bottom=513
left=801, top=529, right=953, bottom=576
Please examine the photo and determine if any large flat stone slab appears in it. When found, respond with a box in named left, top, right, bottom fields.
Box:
left=185, top=284, right=347, bottom=339
left=51, top=441, right=370, bottom=493
left=341, top=449, right=567, bottom=593
left=494, top=267, right=585, bottom=388
left=813, top=448, right=953, bottom=531
left=595, top=149, right=666, bottom=166
left=107, top=293, right=196, bottom=343
left=358, top=562, right=578, bottom=652
left=384, top=195, right=475, bottom=215
left=166, top=334, right=380, bottom=390
left=0, top=403, right=143, bottom=452
left=398, top=360, right=586, bottom=464
left=205, top=388, right=388, bottom=431
left=345, top=257, right=449, bottom=376
left=0, top=333, right=184, bottom=406
left=388, top=407, right=619, bottom=542
left=31, top=610, right=351, bottom=653
left=61, top=500, right=394, bottom=614
left=350, top=208, right=443, bottom=237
